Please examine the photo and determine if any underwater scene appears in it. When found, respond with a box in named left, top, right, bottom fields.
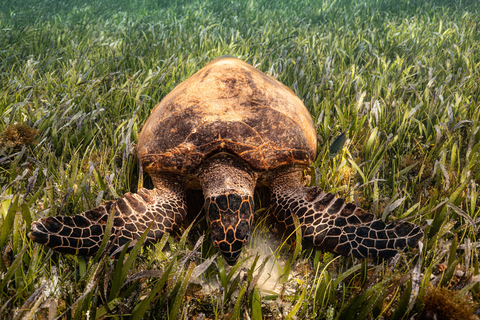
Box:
left=0, top=0, right=479, bottom=318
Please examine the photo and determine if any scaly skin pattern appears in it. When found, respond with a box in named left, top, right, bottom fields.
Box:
left=205, top=194, right=254, bottom=265
left=29, top=188, right=187, bottom=256
left=270, top=172, right=423, bottom=258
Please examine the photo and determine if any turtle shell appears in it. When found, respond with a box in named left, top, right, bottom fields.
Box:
left=137, top=57, right=316, bottom=174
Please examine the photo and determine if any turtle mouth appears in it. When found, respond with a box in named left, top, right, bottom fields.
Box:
left=205, top=193, right=254, bottom=266
left=214, top=239, right=246, bottom=266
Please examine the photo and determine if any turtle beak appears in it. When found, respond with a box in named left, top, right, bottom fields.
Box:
left=213, top=239, right=247, bottom=266
left=205, top=193, right=253, bottom=266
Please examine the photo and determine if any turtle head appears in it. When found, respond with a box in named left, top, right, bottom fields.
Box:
left=205, top=193, right=254, bottom=265
left=199, top=153, right=256, bottom=265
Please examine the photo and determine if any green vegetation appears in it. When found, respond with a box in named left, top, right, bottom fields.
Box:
left=1, top=0, right=479, bottom=318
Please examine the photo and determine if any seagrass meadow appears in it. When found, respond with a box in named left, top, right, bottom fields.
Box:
left=0, top=0, right=480, bottom=318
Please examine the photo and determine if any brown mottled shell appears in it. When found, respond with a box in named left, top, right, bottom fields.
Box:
left=137, top=57, right=316, bottom=174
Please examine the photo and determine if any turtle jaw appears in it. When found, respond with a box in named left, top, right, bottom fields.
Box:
left=206, top=193, right=254, bottom=266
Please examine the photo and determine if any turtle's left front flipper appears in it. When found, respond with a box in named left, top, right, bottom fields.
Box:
left=270, top=174, right=423, bottom=258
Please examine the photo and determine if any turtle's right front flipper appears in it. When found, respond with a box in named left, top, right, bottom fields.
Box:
left=29, top=187, right=187, bottom=256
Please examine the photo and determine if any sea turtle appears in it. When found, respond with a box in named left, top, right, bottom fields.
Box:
left=29, top=57, right=423, bottom=265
